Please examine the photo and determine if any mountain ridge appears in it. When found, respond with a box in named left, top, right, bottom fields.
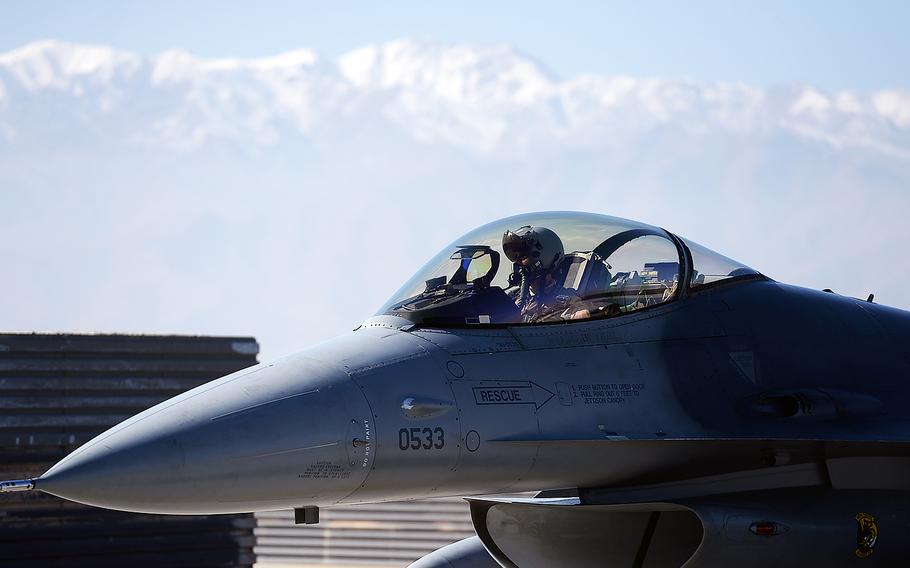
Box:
left=1, top=39, right=908, bottom=158
left=2, top=39, right=910, bottom=359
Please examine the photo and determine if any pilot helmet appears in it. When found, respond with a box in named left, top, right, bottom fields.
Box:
left=502, top=225, right=564, bottom=277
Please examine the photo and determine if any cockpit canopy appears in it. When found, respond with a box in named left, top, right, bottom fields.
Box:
left=378, top=212, right=759, bottom=327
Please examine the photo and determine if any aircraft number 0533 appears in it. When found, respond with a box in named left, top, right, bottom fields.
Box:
left=399, top=427, right=445, bottom=450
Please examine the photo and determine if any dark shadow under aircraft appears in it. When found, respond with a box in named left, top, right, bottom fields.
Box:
left=3, top=212, right=908, bottom=567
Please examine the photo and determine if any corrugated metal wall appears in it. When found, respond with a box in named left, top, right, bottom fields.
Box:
left=254, top=499, right=475, bottom=567
left=0, top=333, right=260, bottom=568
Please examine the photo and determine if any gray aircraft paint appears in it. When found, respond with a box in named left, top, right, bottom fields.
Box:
left=8, top=211, right=910, bottom=566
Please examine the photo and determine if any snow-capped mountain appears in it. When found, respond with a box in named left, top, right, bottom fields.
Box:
left=2, top=39, right=909, bottom=359
left=2, top=39, right=908, bottom=155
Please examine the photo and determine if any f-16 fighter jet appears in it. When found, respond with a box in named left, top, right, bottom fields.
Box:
left=4, top=212, right=909, bottom=567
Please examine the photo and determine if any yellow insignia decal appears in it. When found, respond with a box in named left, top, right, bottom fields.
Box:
left=855, top=512, right=877, bottom=558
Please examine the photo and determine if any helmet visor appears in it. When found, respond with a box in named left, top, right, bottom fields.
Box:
left=502, top=230, right=535, bottom=262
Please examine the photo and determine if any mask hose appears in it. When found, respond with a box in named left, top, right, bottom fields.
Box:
left=516, top=266, right=530, bottom=310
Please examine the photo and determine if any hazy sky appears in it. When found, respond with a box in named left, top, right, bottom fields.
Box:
left=3, top=0, right=909, bottom=92
left=3, top=2, right=909, bottom=360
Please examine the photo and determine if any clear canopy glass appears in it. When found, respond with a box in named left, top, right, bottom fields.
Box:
left=378, top=212, right=759, bottom=327
left=683, top=237, right=759, bottom=288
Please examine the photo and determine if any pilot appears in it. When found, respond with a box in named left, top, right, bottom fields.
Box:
left=502, top=225, right=583, bottom=323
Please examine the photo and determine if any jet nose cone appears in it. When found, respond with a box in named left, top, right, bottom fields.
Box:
left=39, top=354, right=375, bottom=514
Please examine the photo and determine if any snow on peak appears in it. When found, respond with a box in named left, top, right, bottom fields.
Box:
left=0, top=39, right=908, bottom=157
left=874, top=90, right=910, bottom=128
left=0, top=40, right=142, bottom=90
left=151, top=48, right=200, bottom=82
left=790, top=86, right=832, bottom=117
left=151, top=47, right=320, bottom=84
left=338, top=39, right=554, bottom=104
left=254, top=49, right=319, bottom=70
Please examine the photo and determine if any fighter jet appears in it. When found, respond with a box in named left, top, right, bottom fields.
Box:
left=3, top=211, right=909, bottom=567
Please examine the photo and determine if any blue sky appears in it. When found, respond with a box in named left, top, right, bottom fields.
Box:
left=3, top=0, right=909, bottom=92
left=2, top=1, right=910, bottom=358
